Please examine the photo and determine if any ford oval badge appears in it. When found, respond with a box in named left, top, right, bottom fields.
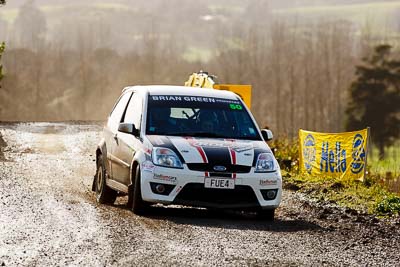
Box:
left=213, top=165, right=227, bottom=172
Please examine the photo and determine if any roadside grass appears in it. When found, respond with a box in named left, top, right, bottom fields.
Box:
left=284, top=173, right=399, bottom=216
left=272, top=138, right=400, bottom=217
left=369, top=144, right=400, bottom=194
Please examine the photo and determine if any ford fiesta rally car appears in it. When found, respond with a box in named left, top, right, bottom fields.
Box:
left=93, top=85, right=282, bottom=219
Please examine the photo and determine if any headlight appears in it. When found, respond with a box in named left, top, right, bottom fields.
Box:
left=152, top=147, right=183, bottom=169
left=255, top=153, right=276, bottom=172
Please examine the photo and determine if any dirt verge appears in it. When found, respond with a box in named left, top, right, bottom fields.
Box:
left=0, top=131, right=6, bottom=161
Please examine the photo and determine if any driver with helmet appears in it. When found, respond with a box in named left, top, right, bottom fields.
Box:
left=197, top=110, right=219, bottom=132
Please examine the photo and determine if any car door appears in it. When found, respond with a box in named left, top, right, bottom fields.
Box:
left=111, top=92, right=143, bottom=186
left=105, top=91, right=132, bottom=181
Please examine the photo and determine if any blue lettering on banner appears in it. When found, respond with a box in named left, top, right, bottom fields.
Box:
left=321, top=141, right=346, bottom=173
left=351, top=134, right=366, bottom=174
left=303, top=134, right=316, bottom=174
left=320, top=141, right=329, bottom=172
left=340, top=148, right=347, bottom=173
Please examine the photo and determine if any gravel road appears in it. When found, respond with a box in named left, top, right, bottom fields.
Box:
left=0, top=122, right=399, bottom=267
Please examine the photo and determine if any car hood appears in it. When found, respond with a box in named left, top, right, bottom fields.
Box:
left=146, top=135, right=271, bottom=167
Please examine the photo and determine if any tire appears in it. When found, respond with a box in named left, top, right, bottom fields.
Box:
left=129, top=166, right=148, bottom=215
left=95, top=154, right=117, bottom=204
left=258, top=209, right=275, bottom=221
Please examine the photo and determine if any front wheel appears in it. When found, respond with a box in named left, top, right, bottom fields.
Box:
left=95, top=154, right=117, bottom=204
left=129, top=166, right=148, bottom=215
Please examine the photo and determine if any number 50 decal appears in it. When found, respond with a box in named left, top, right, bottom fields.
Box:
left=229, top=104, right=243, bottom=110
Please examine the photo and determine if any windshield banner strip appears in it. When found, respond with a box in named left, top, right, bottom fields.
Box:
left=149, top=95, right=241, bottom=105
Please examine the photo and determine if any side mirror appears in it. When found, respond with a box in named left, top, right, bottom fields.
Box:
left=261, top=129, right=273, bottom=141
left=118, top=123, right=140, bottom=137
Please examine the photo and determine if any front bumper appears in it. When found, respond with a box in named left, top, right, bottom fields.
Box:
left=140, top=162, right=282, bottom=209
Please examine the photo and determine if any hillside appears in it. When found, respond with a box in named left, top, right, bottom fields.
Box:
left=1, top=0, right=399, bottom=30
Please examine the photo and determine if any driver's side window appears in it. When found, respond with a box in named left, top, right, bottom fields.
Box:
left=108, top=92, right=132, bottom=132
left=123, top=93, right=142, bottom=130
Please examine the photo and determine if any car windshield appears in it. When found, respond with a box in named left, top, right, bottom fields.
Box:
left=146, top=95, right=261, bottom=140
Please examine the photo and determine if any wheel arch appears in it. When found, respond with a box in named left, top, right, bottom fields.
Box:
left=96, top=147, right=102, bottom=162
left=93, top=139, right=107, bottom=191
left=96, top=138, right=108, bottom=170
left=130, top=161, right=139, bottom=186
left=129, top=151, right=147, bottom=186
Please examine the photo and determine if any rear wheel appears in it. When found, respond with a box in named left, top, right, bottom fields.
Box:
left=95, top=154, right=117, bottom=204
left=258, top=209, right=275, bottom=221
left=129, top=166, right=148, bottom=215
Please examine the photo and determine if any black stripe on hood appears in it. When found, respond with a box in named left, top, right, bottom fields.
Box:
left=202, top=146, right=232, bottom=166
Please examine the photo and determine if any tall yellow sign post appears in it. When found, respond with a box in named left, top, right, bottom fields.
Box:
left=213, top=84, right=252, bottom=109
left=184, top=72, right=252, bottom=109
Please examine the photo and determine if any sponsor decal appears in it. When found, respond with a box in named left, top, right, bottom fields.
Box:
left=175, top=186, right=183, bottom=194
left=153, top=173, right=177, bottom=183
left=259, top=179, right=278, bottom=186
left=190, top=141, right=253, bottom=153
left=186, top=137, right=208, bottom=163
left=142, top=161, right=155, bottom=172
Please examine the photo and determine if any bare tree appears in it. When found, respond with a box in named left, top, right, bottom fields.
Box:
left=13, top=0, right=46, bottom=51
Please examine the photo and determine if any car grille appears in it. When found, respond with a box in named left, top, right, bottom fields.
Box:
left=186, top=163, right=251, bottom=173
left=173, top=183, right=259, bottom=209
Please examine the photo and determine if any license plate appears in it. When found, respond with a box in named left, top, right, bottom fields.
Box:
left=204, top=178, right=235, bottom=189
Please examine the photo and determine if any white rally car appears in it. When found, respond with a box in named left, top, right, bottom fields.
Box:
left=93, top=85, right=282, bottom=219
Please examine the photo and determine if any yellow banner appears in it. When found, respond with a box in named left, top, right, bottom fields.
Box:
left=213, top=84, right=252, bottom=109
left=299, top=129, right=369, bottom=181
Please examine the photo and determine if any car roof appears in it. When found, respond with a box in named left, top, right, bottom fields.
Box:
left=122, top=85, right=239, bottom=100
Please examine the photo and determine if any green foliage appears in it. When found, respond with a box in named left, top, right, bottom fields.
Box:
left=269, top=138, right=299, bottom=172
left=345, top=44, right=400, bottom=158
left=369, top=143, right=400, bottom=190
left=376, top=195, right=400, bottom=215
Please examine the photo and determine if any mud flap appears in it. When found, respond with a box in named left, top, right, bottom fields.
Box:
left=127, top=183, right=134, bottom=208
left=92, top=174, right=96, bottom=191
